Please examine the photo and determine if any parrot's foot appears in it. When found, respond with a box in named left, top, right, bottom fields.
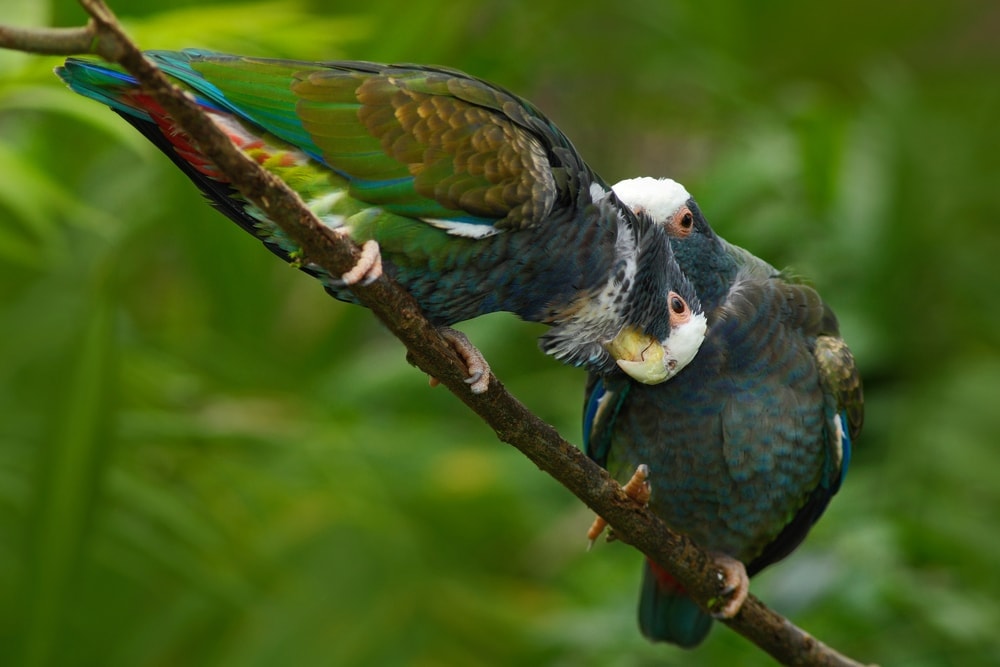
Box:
left=325, top=227, right=381, bottom=286
left=339, top=238, right=383, bottom=286
left=587, top=464, right=650, bottom=550
left=426, top=327, right=491, bottom=394
left=707, top=553, right=749, bottom=619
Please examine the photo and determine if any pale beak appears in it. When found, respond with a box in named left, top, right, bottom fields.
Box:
left=605, top=326, right=672, bottom=385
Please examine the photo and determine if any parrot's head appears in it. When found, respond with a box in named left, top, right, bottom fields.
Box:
left=613, top=176, right=727, bottom=308
left=605, top=218, right=706, bottom=385
left=612, top=177, right=720, bottom=266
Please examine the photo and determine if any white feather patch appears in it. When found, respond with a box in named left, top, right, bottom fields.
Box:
left=591, top=387, right=616, bottom=434
left=422, top=218, right=502, bottom=239
left=590, top=182, right=612, bottom=204
left=833, top=413, right=845, bottom=470
left=666, top=311, right=707, bottom=376
left=572, top=210, right=638, bottom=322
left=612, top=177, right=691, bottom=222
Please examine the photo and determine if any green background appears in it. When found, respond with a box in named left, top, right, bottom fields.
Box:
left=1, top=1, right=998, bottom=665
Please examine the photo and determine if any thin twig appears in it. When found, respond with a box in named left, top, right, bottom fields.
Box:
left=0, top=4, right=874, bottom=666
left=0, top=21, right=97, bottom=55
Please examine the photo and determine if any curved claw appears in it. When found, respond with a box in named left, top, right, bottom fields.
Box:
left=708, top=553, right=749, bottom=619
left=586, top=515, right=608, bottom=550
left=586, top=464, right=651, bottom=550
left=622, top=464, right=651, bottom=504
left=437, top=327, right=491, bottom=394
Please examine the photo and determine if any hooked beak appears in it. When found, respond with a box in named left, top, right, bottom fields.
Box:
left=605, top=326, right=672, bottom=384
left=605, top=313, right=708, bottom=385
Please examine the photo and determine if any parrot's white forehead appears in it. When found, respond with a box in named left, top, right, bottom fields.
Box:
left=612, top=177, right=691, bottom=223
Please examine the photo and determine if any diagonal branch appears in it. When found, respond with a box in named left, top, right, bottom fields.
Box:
left=0, top=3, right=874, bottom=666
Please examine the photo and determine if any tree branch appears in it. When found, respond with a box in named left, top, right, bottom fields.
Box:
left=0, top=22, right=99, bottom=55
left=0, top=4, right=873, bottom=666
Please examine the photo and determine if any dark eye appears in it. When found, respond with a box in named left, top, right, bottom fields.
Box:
left=669, top=206, right=695, bottom=237
left=670, top=295, right=687, bottom=314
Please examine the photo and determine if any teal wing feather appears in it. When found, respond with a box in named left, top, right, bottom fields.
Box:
left=732, top=276, right=863, bottom=574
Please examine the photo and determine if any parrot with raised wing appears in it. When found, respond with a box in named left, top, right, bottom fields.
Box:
left=56, top=52, right=707, bottom=392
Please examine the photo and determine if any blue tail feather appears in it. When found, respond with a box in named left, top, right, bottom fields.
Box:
left=55, top=60, right=147, bottom=119
left=638, top=561, right=713, bottom=648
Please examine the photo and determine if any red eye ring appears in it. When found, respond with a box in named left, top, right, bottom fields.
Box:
left=670, top=294, right=687, bottom=315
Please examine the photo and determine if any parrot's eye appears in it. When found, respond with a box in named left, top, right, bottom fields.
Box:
left=669, top=206, right=695, bottom=237
left=668, top=292, right=692, bottom=327
left=669, top=293, right=688, bottom=315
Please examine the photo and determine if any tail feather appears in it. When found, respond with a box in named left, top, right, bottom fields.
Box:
left=56, top=52, right=229, bottom=121
left=53, top=57, right=327, bottom=276
left=639, top=559, right=713, bottom=648
left=55, top=60, right=148, bottom=119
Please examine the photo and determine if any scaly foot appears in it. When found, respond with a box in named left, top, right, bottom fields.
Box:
left=426, top=327, right=491, bottom=394
left=325, top=228, right=381, bottom=286
left=707, top=553, right=749, bottom=619
left=339, top=238, right=382, bottom=286
left=587, top=464, right=650, bottom=549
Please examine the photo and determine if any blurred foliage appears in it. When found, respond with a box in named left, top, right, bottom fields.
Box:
left=1, top=0, right=998, bottom=665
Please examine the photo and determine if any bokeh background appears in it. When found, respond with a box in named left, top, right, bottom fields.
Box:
left=1, top=1, right=998, bottom=665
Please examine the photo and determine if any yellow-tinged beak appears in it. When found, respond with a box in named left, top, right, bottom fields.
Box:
left=605, top=326, right=671, bottom=385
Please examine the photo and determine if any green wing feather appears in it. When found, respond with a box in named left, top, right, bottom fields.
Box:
left=151, top=50, right=562, bottom=232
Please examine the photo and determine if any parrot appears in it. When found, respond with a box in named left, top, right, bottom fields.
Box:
left=55, top=51, right=708, bottom=392
left=583, top=177, right=863, bottom=647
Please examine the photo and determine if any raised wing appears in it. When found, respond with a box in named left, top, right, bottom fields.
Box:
left=145, top=50, right=589, bottom=236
